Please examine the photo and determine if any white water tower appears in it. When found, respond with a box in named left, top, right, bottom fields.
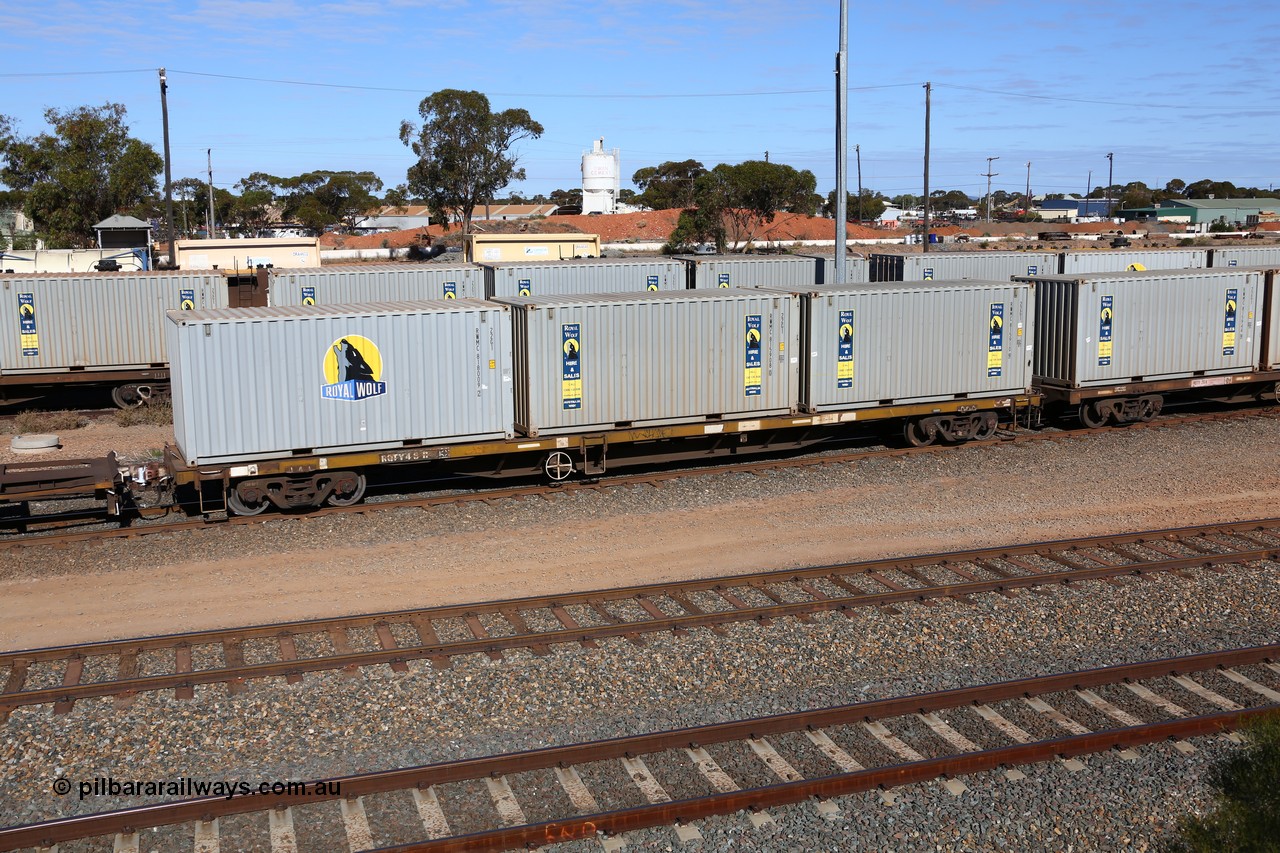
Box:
left=581, top=138, right=620, bottom=214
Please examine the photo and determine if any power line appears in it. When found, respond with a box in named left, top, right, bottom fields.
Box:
left=935, top=82, right=1280, bottom=113
left=0, top=69, right=152, bottom=78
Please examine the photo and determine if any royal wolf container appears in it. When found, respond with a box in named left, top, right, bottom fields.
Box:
left=498, top=289, right=799, bottom=436
left=482, top=257, right=687, bottom=299
left=1059, top=248, right=1207, bottom=275
left=166, top=300, right=514, bottom=466
left=1211, top=246, right=1280, bottom=268
left=1015, top=269, right=1264, bottom=388
left=762, top=281, right=1033, bottom=412
left=0, top=270, right=226, bottom=374
left=267, top=264, right=484, bottom=307
left=674, top=254, right=834, bottom=289
left=869, top=251, right=1058, bottom=283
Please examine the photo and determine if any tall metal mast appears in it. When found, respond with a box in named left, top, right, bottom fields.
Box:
left=834, top=0, right=849, bottom=283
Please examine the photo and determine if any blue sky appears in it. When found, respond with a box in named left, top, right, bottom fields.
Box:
left=2, top=0, right=1277, bottom=203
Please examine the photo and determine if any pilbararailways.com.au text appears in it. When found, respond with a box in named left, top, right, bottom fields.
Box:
left=55, top=776, right=341, bottom=801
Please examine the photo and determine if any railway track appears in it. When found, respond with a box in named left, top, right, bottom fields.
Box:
left=2, top=403, right=1274, bottom=550
left=3, top=517, right=1278, bottom=722
left=2, top=644, right=1276, bottom=852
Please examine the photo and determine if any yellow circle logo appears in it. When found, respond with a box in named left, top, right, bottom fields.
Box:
left=323, top=335, right=383, bottom=385
left=563, top=337, right=580, bottom=358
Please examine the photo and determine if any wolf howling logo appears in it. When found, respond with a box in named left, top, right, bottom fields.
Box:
left=322, top=335, right=387, bottom=401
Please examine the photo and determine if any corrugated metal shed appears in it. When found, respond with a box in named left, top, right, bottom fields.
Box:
left=167, top=300, right=514, bottom=465
left=497, top=289, right=799, bottom=436
left=0, top=270, right=227, bottom=374
left=1016, top=269, right=1263, bottom=387
left=267, top=264, right=485, bottom=306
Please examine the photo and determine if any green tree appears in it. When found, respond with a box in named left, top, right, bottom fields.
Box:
left=549, top=188, right=583, bottom=209
left=928, top=189, right=974, bottom=211
left=632, top=159, right=706, bottom=210
left=664, top=206, right=725, bottom=254
left=1162, top=714, right=1280, bottom=852
left=0, top=104, right=162, bottom=247
left=827, top=189, right=887, bottom=222
left=695, top=160, right=817, bottom=248
left=399, top=89, right=543, bottom=237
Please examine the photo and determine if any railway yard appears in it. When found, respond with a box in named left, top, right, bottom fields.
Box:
left=1, top=408, right=1279, bottom=850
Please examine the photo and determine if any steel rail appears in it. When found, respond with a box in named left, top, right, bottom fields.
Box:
left=2, top=404, right=1273, bottom=550
left=1, top=644, right=1275, bottom=850
left=2, top=520, right=1277, bottom=712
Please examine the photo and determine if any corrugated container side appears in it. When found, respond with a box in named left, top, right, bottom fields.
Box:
left=899, top=252, right=1059, bottom=281
left=0, top=272, right=226, bottom=373
left=1019, top=270, right=1263, bottom=387
left=167, top=300, right=514, bottom=465
left=1262, top=268, right=1280, bottom=370
left=762, top=282, right=1033, bottom=411
left=1212, top=246, right=1280, bottom=268
left=673, top=255, right=828, bottom=289
left=1060, top=249, right=1208, bottom=274
left=805, top=255, right=869, bottom=284
left=267, top=264, right=484, bottom=306
left=482, top=258, right=687, bottom=298
left=500, top=290, right=799, bottom=436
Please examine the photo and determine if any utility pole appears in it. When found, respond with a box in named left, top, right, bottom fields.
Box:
left=1085, top=170, right=1092, bottom=219
left=1025, top=161, right=1032, bottom=221
left=922, top=81, right=931, bottom=254
left=834, top=0, right=848, bottom=282
left=764, top=150, right=769, bottom=163
left=206, top=149, right=217, bottom=240
left=1106, top=152, right=1114, bottom=220
left=982, top=156, right=1000, bottom=222
left=855, top=144, right=863, bottom=225
left=158, top=68, right=177, bottom=269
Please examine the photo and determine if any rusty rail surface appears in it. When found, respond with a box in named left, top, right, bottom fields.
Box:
left=2, top=404, right=1273, bottom=549
left=2, top=518, right=1278, bottom=719
left=2, top=645, right=1276, bottom=851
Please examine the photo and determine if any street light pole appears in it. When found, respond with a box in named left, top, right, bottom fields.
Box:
left=158, top=68, right=177, bottom=269
left=1025, top=161, right=1032, bottom=221
left=982, top=156, right=1000, bottom=222
left=834, top=0, right=848, bottom=282
left=922, top=82, right=931, bottom=254
left=1106, top=152, right=1114, bottom=220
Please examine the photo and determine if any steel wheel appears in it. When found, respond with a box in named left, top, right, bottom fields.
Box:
left=326, top=473, right=367, bottom=507
left=226, top=485, right=270, bottom=517
left=1078, top=401, right=1110, bottom=429
left=904, top=419, right=938, bottom=447
left=111, top=385, right=146, bottom=409
left=973, top=413, right=999, bottom=440
left=544, top=451, right=575, bottom=482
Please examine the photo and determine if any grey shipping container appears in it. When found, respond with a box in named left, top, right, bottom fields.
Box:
left=167, top=300, right=514, bottom=465
left=0, top=270, right=227, bottom=374
left=1016, top=269, right=1264, bottom=388
left=267, top=264, right=484, bottom=306
left=762, top=280, right=1033, bottom=412
left=1254, top=266, right=1280, bottom=370
left=482, top=257, right=687, bottom=298
left=1060, top=248, right=1207, bottom=274
left=1212, top=246, right=1280, bottom=268
left=869, top=251, right=1058, bottom=283
left=498, top=289, right=799, bottom=436
left=674, top=254, right=834, bottom=289
left=804, top=255, right=870, bottom=284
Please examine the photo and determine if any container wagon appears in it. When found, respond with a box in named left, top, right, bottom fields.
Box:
left=763, top=280, right=1034, bottom=445
left=674, top=254, right=836, bottom=289
left=1015, top=268, right=1279, bottom=425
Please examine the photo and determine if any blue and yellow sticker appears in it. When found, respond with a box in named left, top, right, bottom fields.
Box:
left=988, top=303, right=1004, bottom=377
left=923, top=267, right=934, bottom=281
left=646, top=275, right=659, bottom=291
left=321, top=335, right=387, bottom=401
left=837, top=310, right=854, bottom=389
left=1027, top=265, right=1038, bottom=276
left=179, top=289, right=195, bottom=310
left=301, top=286, right=316, bottom=306
left=718, top=272, right=730, bottom=288
left=444, top=281, right=457, bottom=299
left=562, top=324, right=581, bottom=410
left=1099, top=296, right=1114, bottom=367
left=744, top=314, right=762, bottom=396
left=1223, top=288, right=1238, bottom=356
left=518, top=279, right=532, bottom=297
left=18, top=293, right=38, bottom=357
